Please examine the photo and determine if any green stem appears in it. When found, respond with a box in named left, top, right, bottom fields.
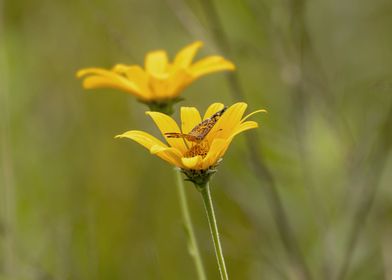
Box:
left=175, top=169, right=207, bottom=280
left=198, top=182, right=228, bottom=280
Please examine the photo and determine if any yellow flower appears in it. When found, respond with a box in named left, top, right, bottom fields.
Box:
left=116, top=102, right=266, bottom=180
left=76, top=41, right=235, bottom=103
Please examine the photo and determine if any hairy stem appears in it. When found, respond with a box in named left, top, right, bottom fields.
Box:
left=175, top=170, right=207, bottom=280
left=197, top=0, right=312, bottom=279
left=198, top=182, right=228, bottom=280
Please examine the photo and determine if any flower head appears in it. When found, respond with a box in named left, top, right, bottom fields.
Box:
left=116, top=102, right=266, bottom=185
left=76, top=41, right=235, bottom=113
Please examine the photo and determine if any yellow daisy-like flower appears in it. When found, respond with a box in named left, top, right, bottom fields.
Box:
left=116, top=102, right=266, bottom=184
left=76, top=41, right=235, bottom=111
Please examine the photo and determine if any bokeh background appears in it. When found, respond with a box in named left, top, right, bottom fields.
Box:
left=1, top=0, right=392, bottom=279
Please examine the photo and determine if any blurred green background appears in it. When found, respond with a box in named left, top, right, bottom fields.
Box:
left=1, top=0, right=392, bottom=279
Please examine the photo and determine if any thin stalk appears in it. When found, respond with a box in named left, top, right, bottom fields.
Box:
left=175, top=170, right=207, bottom=280
left=196, top=1, right=312, bottom=279
left=198, top=182, right=228, bottom=280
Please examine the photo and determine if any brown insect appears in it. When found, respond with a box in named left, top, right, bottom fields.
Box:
left=165, top=106, right=227, bottom=143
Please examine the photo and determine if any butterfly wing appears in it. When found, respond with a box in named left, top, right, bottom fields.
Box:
left=164, top=106, right=227, bottom=143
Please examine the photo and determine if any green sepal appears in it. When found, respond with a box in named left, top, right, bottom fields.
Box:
left=179, top=158, right=223, bottom=190
left=139, top=97, right=184, bottom=115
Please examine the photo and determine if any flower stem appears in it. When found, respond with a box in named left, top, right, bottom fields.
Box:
left=175, top=169, right=206, bottom=280
left=195, top=1, right=312, bottom=278
left=198, top=182, right=228, bottom=280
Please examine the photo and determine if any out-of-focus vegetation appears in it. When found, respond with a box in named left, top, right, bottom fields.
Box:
left=1, top=0, right=392, bottom=279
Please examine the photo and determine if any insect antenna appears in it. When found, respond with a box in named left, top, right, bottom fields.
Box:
left=164, top=132, right=190, bottom=149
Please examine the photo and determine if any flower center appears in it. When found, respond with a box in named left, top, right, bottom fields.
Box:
left=184, top=141, right=209, bottom=158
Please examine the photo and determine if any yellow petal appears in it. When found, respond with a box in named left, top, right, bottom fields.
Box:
left=208, top=102, right=247, bottom=142
left=218, top=137, right=233, bottom=159
left=77, top=68, right=129, bottom=82
left=112, top=64, right=131, bottom=74
left=241, top=109, right=267, bottom=122
left=81, top=76, right=146, bottom=99
left=231, top=121, right=259, bottom=138
left=190, top=56, right=235, bottom=79
left=150, top=145, right=182, bottom=157
left=150, top=145, right=183, bottom=167
left=149, top=75, right=170, bottom=98
left=201, top=138, right=228, bottom=170
left=115, top=130, right=167, bottom=150
left=145, top=111, right=187, bottom=153
left=145, top=50, right=169, bottom=76
left=114, top=65, right=153, bottom=99
left=77, top=67, right=142, bottom=96
left=181, top=155, right=203, bottom=170
left=76, top=68, right=91, bottom=78
left=173, top=41, right=203, bottom=68
left=166, top=69, right=193, bottom=98
left=116, top=131, right=183, bottom=167
left=203, top=102, right=225, bottom=120
left=149, top=69, right=191, bottom=99
left=113, top=64, right=147, bottom=83
left=181, top=107, right=202, bottom=134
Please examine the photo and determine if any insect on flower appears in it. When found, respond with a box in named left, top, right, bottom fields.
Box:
left=116, top=102, right=266, bottom=171
left=165, top=107, right=227, bottom=143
